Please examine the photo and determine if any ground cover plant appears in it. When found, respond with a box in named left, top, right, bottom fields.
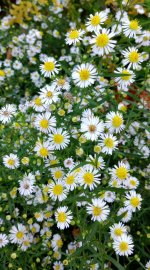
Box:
left=0, top=0, right=150, bottom=269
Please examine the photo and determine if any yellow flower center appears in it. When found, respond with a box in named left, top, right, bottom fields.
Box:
left=57, top=239, right=63, bottom=248
left=55, top=266, right=61, bottom=270
left=39, top=147, right=49, bottom=157
left=46, top=91, right=53, bottom=98
left=143, top=36, right=148, bottom=41
left=130, top=197, right=140, bottom=208
left=8, top=159, right=15, bottom=166
left=23, top=240, right=29, bottom=246
left=0, top=70, right=5, bottom=77
left=130, top=179, right=136, bottom=186
left=114, top=228, right=123, bottom=236
left=93, top=206, right=102, bottom=216
left=16, top=231, right=24, bottom=240
left=128, top=51, right=139, bottom=63
left=83, top=172, right=94, bottom=185
left=112, top=115, right=123, bottom=128
left=53, top=184, right=63, bottom=195
left=66, top=175, right=75, bottom=185
left=31, top=227, right=36, bottom=233
left=50, top=159, right=58, bottom=165
left=57, top=212, right=67, bottom=222
left=54, top=170, right=63, bottom=179
left=69, top=30, right=79, bottom=40
left=116, top=167, right=128, bottom=180
left=44, top=61, right=55, bottom=71
left=58, top=79, right=65, bottom=85
left=91, top=15, right=101, bottom=26
left=34, top=97, right=42, bottom=106
left=119, top=241, right=129, bottom=252
left=121, top=70, right=131, bottom=81
left=40, top=119, right=49, bottom=129
left=53, top=134, right=64, bottom=144
left=79, top=69, right=90, bottom=81
left=96, top=33, right=109, bottom=48
left=129, top=20, right=139, bottom=31
left=104, top=137, right=114, bottom=148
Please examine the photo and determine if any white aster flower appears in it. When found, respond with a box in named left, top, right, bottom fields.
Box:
left=86, top=11, right=108, bottom=32
left=124, top=191, right=142, bottom=212
left=49, top=128, right=70, bottom=150
left=72, top=63, right=97, bottom=88
left=78, top=165, right=101, bottom=190
left=99, top=133, right=118, bottom=154
left=122, top=18, right=141, bottom=38
left=3, top=153, right=20, bottom=169
left=105, top=112, right=124, bottom=134
left=122, top=47, right=143, bottom=70
left=39, top=84, right=60, bottom=105
left=81, top=115, right=104, bottom=141
left=110, top=222, right=127, bottom=239
left=0, top=104, right=17, bottom=123
left=109, top=161, right=129, bottom=182
left=34, top=140, right=53, bottom=158
left=0, top=234, right=9, bottom=248
left=86, top=198, right=110, bottom=222
left=48, top=180, right=68, bottom=201
left=55, top=206, right=73, bottom=229
left=117, top=207, right=132, bottom=223
left=40, top=56, right=60, bottom=78
left=65, top=29, right=84, bottom=45
left=34, top=112, right=56, bottom=133
left=18, top=173, right=35, bottom=196
left=90, top=28, right=116, bottom=56
left=114, top=68, right=135, bottom=89
left=9, top=224, right=26, bottom=244
left=113, top=234, right=134, bottom=256
left=145, top=260, right=150, bottom=270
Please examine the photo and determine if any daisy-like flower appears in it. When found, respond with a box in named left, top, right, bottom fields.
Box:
left=48, top=180, right=68, bottom=201
left=87, top=155, right=105, bottom=169
left=0, top=104, right=16, bottom=124
left=53, top=77, right=70, bottom=91
left=34, top=112, right=56, bottom=133
left=51, top=234, right=63, bottom=251
left=86, top=11, right=108, bottom=32
left=72, top=63, right=97, bottom=88
left=3, top=153, right=20, bottom=169
left=104, top=191, right=116, bottom=203
left=18, top=173, right=35, bottom=196
left=51, top=167, right=64, bottom=180
left=91, top=28, right=116, bottom=56
left=40, top=56, right=60, bottom=78
left=53, top=261, right=64, bottom=270
left=99, top=133, right=118, bottom=154
left=110, top=222, right=127, bottom=239
left=122, top=47, right=143, bottom=70
left=65, top=29, right=84, bottom=45
left=114, top=67, right=135, bottom=89
left=39, top=84, right=60, bottom=105
left=81, top=115, right=104, bottom=141
left=78, top=165, right=101, bottom=190
left=34, top=140, right=53, bottom=158
left=9, top=224, right=26, bottom=244
left=55, top=206, right=73, bottom=229
left=145, top=260, right=150, bottom=270
left=124, top=191, right=142, bottom=212
left=125, top=176, right=139, bottom=189
left=117, top=207, right=132, bottom=223
left=49, top=128, right=70, bottom=150
left=0, top=234, right=9, bottom=248
left=63, top=171, right=78, bottom=191
left=32, top=96, right=45, bottom=112
left=113, top=234, right=134, bottom=256
left=110, top=161, right=129, bottom=183
left=122, top=18, right=141, bottom=38
left=64, top=157, right=74, bottom=169
left=105, top=112, right=124, bottom=133
left=86, top=198, right=110, bottom=222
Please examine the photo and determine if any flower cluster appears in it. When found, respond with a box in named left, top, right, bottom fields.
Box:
left=0, top=0, right=150, bottom=269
